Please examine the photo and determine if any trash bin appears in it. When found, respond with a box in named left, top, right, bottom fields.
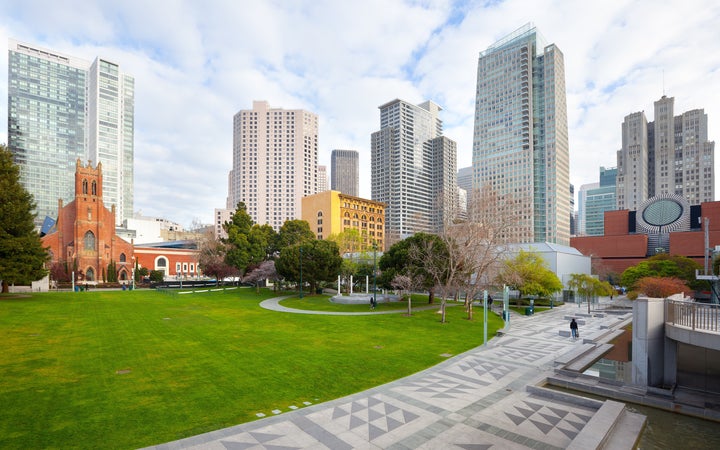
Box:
left=502, top=310, right=510, bottom=321
left=524, top=306, right=534, bottom=316
left=74, top=285, right=79, bottom=292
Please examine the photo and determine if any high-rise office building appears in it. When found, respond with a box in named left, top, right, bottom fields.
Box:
left=371, top=99, right=457, bottom=244
left=7, top=39, right=134, bottom=226
left=578, top=167, right=617, bottom=236
left=227, top=100, right=319, bottom=230
left=616, top=96, right=715, bottom=209
left=330, top=149, right=359, bottom=197
left=472, top=23, right=570, bottom=245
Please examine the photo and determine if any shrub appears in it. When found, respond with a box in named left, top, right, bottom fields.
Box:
left=636, top=276, right=690, bottom=298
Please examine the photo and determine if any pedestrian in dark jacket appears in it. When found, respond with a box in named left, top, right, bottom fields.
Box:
left=570, top=318, right=579, bottom=339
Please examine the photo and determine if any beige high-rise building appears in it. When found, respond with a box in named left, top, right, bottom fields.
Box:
left=616, top=95, right=715, bottom=210
left=227, top=101, right=319, bottom=231
left=317, top=165, right=328, bottom=192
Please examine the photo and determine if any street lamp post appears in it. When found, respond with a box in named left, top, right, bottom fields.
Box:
left=299, top=246, right=304, bottom=298
left=131, top=256, right=135, bottom=290
left=372, top=243, right=377, bottom=309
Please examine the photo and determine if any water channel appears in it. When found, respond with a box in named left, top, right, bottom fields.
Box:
left=577, top=326, right=720, bottom=448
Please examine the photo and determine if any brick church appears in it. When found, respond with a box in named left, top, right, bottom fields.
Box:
left=42, top=160, right=135, bottom=283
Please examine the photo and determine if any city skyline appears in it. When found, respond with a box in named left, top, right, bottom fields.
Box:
left=1, top=1, right=718, bottom=227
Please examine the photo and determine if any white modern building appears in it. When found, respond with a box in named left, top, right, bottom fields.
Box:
left=226, top=101, right=319, bottom=231
left=371, top=99, right=457, bottom=243
left=472, top=24, right=571, bottom=246
left=7, top=38, right=134, bottom=226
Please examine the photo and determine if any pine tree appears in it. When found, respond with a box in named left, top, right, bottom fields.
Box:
left=0, top=144, right=49, bottom=293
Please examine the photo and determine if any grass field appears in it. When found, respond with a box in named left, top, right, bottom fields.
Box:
left=0, top=288, right=502, bottom=449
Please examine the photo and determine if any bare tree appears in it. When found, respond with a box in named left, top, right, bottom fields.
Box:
left=391, top=273, right=418, bottom=316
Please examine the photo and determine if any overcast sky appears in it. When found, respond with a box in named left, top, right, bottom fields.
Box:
left=1, top=0, right=718, bottom=229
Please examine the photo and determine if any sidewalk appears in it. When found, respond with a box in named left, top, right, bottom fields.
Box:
left=145, top=300, right=640, bottom=449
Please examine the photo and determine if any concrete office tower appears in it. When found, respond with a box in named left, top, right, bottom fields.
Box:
left=457, top=166, right=472, bottom=193
left=330, top=149, right=359, bottom=197
left=371, top=99, right=457, bottom=243
left=7, top=39, right=134, bottom=226
left=472, top=24, right=570, bottom=245
left=616, top=112, right=649, bottom=211
left=317, top=165, right=328, bottom=192
left=227, top=101, right=319, bottom=231
left=616, top=96, right=714, bottom=209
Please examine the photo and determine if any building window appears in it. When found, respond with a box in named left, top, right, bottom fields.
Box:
left=83, top=231, right=95, bottom=251
left=82, top=179, right=88, bottom=194
left=91, top=181, right=97, bottom=195
left=119, top=253, right=126, bottom=262
left=86, top=267, right=95, bottom=281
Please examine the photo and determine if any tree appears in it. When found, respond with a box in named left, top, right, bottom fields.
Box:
left=276, top=220, right=315, bottom=251
left=243, top=260, right=278, bottom=293
left=567, top=273, right=614, bottom=313
left=0, top=144, right=49, bottom=292
left=149, top=270, right=164, bottom=283
left=275, top=239, right=342, bottom=294
left=198, top=230, right=238, bottom=284
left=636, top=276, right=690, bottom=298
left=223, top=202, right=268, bottom=276
left=496, top=249, right=563, bottom=301
left=379, top=233, right=441, bottom=304
left=327, top=229, right=363, bottom=254
left=621, top=254, right=703, bottom=291
left=391, top=273, right=419, bottom=316
left=407, top=233, right=452, bottom=322
left=448, top=186, right=516, bottom=321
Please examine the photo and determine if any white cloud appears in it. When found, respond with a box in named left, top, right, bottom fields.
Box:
left=1, top=0, right=718, bottom=228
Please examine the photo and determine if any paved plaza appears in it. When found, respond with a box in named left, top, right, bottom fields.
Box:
left=145, top=298, right=639, bottom=450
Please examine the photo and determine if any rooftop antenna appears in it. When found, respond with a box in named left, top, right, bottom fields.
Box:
left=662, top=69, right=665, bottom=96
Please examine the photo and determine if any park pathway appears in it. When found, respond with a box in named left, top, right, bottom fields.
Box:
left=145, top=298, right=640, bottom=449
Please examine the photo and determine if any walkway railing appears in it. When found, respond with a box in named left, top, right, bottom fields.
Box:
left=666, top=299, right=720, bottom=333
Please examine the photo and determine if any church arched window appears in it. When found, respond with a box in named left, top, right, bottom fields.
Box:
left=83, top=231, right=96, bottom=251
left=82, top=179, right=88, bottom=194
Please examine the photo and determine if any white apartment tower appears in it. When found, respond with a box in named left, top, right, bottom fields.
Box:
left=330, top=149, right=359, bottom=197
left=617, top=96, right=715, bottom=210
left=472, top=24, right=570, bottom=245
left=227, top=101, right=319, bottom=230
left=7, top=39, right=134, bottom=226
left=371, top=99, right=457, bottom=243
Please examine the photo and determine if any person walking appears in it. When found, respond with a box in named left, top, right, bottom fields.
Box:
left=570, top=318, right=579, bottom=339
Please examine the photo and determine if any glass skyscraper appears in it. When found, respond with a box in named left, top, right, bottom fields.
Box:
left=7, top=39, right=134, bottom=226
left=472, top=24, right=570, bottom=245
left=330, top=149, right=359, bottom=197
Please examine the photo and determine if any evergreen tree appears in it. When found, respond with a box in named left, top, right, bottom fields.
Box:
left=0, top=144, right=49, bottom=292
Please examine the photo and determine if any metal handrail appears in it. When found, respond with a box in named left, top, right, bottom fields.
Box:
left=666, top=299, right=720, bottom=333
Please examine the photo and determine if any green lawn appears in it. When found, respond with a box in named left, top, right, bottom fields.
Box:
left=0, top=288, right=502, bottom=449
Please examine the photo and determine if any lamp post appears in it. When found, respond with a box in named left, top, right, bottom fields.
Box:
left=131, top=256, right=135, bottom=290
left=299, top=246, right=304, bottom=298
left=372, top=242, right=377, bottom=308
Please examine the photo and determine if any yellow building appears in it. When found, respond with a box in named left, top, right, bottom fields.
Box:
left=302, top=191, right=386, bottom=252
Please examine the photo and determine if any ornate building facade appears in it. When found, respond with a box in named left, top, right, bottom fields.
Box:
left=42, top=160, right=135, bottom=283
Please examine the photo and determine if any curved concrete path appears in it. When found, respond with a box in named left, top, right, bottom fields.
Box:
left=145, top=299, right=640, bottom=449
left=259, top=295, right=448, bottom=315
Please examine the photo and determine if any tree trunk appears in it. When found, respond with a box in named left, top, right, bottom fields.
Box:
left=428, top=288, right=435, bottom=304
left=1, top=280, right=8, bottom=293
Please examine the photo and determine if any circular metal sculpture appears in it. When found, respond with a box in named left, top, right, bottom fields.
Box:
left=636, top=194, right=691, bottom=255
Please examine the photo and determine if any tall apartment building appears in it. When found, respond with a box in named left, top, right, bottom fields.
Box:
left=317, top=165, right=328, bottom=192
left=371, top=99, right=457, bottom=244
left=330, top=149, right=359, bottom=197
left=578, top=167, right=617, bottom=236
left=472, top=23, right=570, bottom=245
left=617, top=95, right=715, bottom=210
left=7, top=39, right=134, bottom=226
left=227, top=101, right=319, bottom=231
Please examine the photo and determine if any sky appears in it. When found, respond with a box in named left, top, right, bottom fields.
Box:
left=1, top=0, right=719, bottom=229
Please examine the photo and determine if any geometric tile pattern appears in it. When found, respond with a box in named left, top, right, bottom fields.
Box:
left=486, top=347, right=547, bottom=364
left=454, top=356, right=516, bottom=381
left=403, top=374, right=488, bottom=399
left=324, top=395, right=420, bottom=441
left=504, top=399, right=591, bottom=440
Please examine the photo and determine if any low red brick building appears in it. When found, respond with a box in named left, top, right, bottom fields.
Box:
left=571, top=195, right=720, bottom=276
